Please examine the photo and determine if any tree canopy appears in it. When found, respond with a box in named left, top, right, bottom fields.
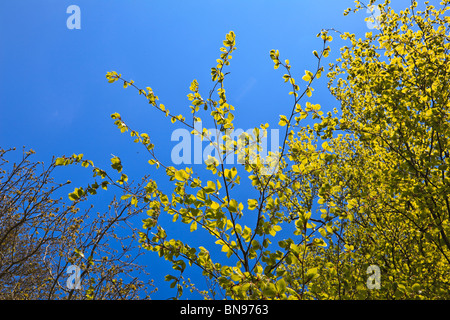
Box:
left=58, top=0, right=450, bottom=300
left=3, top=0, right=450, bottom=300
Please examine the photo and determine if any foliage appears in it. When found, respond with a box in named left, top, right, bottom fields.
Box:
left=0, top=147, right=155, bottom=299
left=56, top=0, right=450, bottom=299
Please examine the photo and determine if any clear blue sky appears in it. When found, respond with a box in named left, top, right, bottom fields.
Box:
left=0, top=0, right=410, bottom=299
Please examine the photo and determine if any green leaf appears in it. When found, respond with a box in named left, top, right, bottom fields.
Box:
left=131, top=196, right=138, bottom=207
left=248, top=199, right=258, bottom=210
left=121, top=194, right=132, bottom=200
left=210, top=201, right=220, bottom=210
left=110, top=156, right=123, bottom=173
left=110, top=112, right=121, bottom=119
left=204, top=180, right=216, bottom=193
left=278, top=115, right=289, bottom=127
left=412, top=283, right=421, bottom=292
left=81, top=160, right=92, bottom=168
left=190, top=220, right=198, bottom=232
left=306, top=267, right=319, bottom=282
left=174, top=170, right=189, bottom=181
left=55, top=157, right=66, bottom=166
left=229, top=199, right=238, bottom=213
left=251, top=240, right=260, bottom=250
left=68, top=193, right=78, bottom=201
left=101, top=181, right=109, bottom=190
left=262, top=283, right=277, bottom=298
left=276, top=278, right=287, bottom=294
left=302, top=70, right=313, bottom=82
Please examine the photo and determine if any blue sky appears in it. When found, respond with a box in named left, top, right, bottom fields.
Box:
left=0, top=0, right=411, bottom=299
